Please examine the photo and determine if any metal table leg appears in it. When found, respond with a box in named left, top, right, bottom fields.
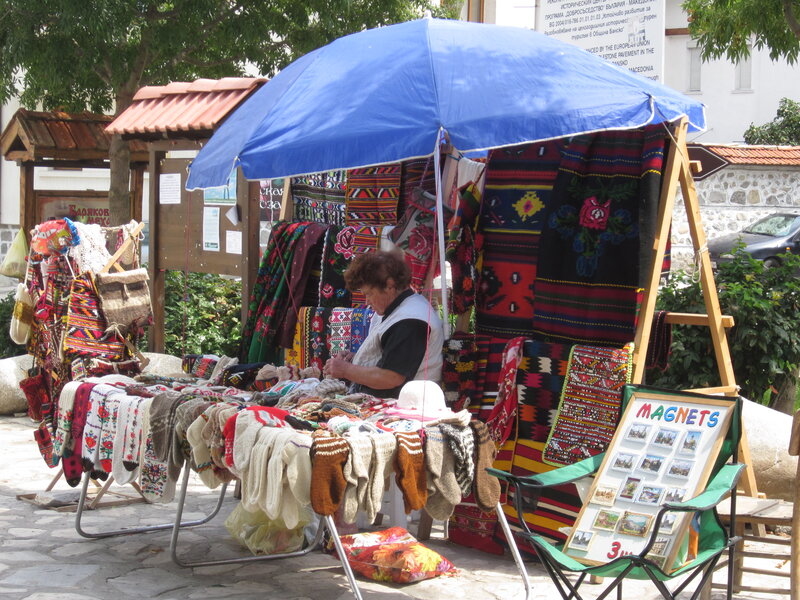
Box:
left=496, top=502, right=533, bottom=600
left=75, top=468, right=228, bottom=539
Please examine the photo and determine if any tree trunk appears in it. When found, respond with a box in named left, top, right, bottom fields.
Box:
left=108, top=134, right=132, bottom=225
left=107, top=88, right=136, bottom=226
left=771, top=368, right=799, bottom=415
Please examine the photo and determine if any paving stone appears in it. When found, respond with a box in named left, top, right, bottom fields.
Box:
left=106, top=568, right=195, bottom=596
left=0, top=564, right=99, bottom=587
left=22, top=594, right=101, bottom=600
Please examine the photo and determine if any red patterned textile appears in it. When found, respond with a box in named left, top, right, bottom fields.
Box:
left=345, top=164, right=402, bottom=225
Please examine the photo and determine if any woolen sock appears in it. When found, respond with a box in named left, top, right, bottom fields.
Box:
left=439, top=422, right=475, bottom=496
left=53, top=381, right=80, bottom=458
left=265, top=428, right=297, bottom=520
left=112, top=397, right=137, bottom=485
left=393, top=431, right=427, bottom=513
left=342, top=434, right=373, bottom=523
left=365, top=432, right=396, bottom=523
left=470, top=420, right=501, bottom=512
left=281, top=431, right=314, bottom=528
left=185, top=410, right=223, bottom=489
left=310, top=432, right=350, bottom=516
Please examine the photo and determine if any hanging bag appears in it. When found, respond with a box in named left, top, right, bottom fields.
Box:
left=9, top=252, right=34, bottom=345
left=94, top=267, right=152, bottom=334
left=0, top=228, right=29, bottom=279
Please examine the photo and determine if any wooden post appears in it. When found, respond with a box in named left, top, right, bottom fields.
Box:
left=148, top=148, right=167, bottom=353
left=19, top=162, right=35, bottom=240
left=130, top=164, right=145, bottom=223
left=242, top=175, right=261, bottom=329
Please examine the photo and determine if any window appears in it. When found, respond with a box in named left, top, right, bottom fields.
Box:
left=687, top=42, right=701, bottom=92
left=734, top=47, right=752, bottom=91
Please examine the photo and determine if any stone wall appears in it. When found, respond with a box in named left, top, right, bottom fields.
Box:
left=671, top=165, right=800, bottom=271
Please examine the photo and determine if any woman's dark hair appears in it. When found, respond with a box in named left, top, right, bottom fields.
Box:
left=344, top=250, right=411, bottom=291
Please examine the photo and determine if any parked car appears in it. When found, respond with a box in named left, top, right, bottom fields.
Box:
left=708, top=212, right=800, bottom=269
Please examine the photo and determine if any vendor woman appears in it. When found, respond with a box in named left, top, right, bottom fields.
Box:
left=322, top=250, right=444, bottom=398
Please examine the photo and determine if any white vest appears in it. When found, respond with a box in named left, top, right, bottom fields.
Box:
left=352, top=293, right=444, bottom=382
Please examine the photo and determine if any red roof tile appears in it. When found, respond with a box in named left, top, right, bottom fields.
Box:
left=703, top=144, right=800, bottom=166
left=106, top=77, right=267, bottom=140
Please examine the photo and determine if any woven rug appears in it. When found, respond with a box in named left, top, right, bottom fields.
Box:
left=475, top=141, right=563, bottom=337
left=63, top=274, right=127, bottom=361
left=542, top=342, right=633, bottom=467
left=532, top=126, right=665, bottom=345
left=517, top=340, right=573, bottom=443
left=496, top=438, right=583, bottom=551
left=326, top=307, right=353, bottom=357
left=446, top=182, right=483, bottom=316
left=285, top=307, right=314, bottom=368
left=308, top=307, right=332, bottom=371
left=293, top=173, right=347, bottom=225
left=345, top=164, right=402, bottom=225
left=348, top=226, right=383, bottom=307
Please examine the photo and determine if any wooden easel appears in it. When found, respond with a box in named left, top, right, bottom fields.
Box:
left=631, top=117, right=759, bottom=499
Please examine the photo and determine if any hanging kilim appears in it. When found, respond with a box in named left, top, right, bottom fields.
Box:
left=308, top=307, right=332, bottom=371
left=446, top=182, right=483, bottom=315
left=496, top=438, right=583, bottom=552
left=516, top=340, right=573, bottom=443
left=327, top=308, right=353, bottom=357
left=277, top=222, right=328, bottom=347
left=292, top=174, right=326, bottom=222
left=532, top=125, right=666, bottom=345
left=345, top=164, right=402, bottom=225
left=243, top=221, right=309, bottom=363
left=349, top=308, right=373, bottom=354
left=542, top=342, right=633, bottom=467
left=349, top=226, right=383, bottom=307
left=286, top=307, right=314, bottom=368
left=441, top=333, right=480, bottom=412
left=319, top=226, right=352, bottom=308
left=475, top=141, right=563, bottom=337
left=63, top=274, right=127, bottom=362
left=399, top=157, right=435, bottom=223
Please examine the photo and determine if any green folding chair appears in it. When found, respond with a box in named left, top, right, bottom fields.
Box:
left=488, top=385, right=744, bottom=600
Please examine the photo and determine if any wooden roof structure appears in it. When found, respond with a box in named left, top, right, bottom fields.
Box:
left=0, top=108, right=149, bottom=167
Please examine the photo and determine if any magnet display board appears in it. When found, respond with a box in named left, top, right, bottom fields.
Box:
left=565, top=389, right=734, bottom=572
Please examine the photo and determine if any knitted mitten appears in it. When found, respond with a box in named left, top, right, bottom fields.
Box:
left=470, top=420, right=501, bottom=512
left=393, top=431, right=427, bottom=513
left=310, top=432, right=350, bottom=516
left=439, top=422, right=475, bottom=496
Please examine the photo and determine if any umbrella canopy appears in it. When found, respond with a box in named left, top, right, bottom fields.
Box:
left=186, top=18, right=705, bottom=189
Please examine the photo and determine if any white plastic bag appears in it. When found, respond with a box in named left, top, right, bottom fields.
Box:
left=224, top=502, right=307, bottom=556
left=0, top=229, right=28, bottom=279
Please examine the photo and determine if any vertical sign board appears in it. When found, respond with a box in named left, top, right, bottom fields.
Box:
left=538, top=0, right=665, bottom=82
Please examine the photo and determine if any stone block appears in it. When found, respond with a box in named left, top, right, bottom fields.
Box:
left=0, top=354, right=33, bottom=415
left=741, top=398, right=797, bottom=502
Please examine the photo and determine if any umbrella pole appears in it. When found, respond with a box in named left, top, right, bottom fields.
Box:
left=433, top=131, right=450, bottom=339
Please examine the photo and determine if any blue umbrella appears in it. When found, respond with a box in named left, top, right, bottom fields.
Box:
left=186, top=17, right=705, bottom=189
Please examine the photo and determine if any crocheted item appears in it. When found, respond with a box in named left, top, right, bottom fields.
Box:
left=438, top=423, right=475, bottom=497
left=19, top=371, right=48, bottom=422
left=543, top=343, right=633, bottom=466
left=469, top=420, right=501, bottom=512
left=71, top=222, right=113, bottom=274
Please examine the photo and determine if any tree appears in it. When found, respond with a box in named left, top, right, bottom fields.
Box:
left=0, top=0, right=456, bottom=225
left=743, top=97, right=800, bottom=144
left=683, top=0, right=800, bottom=64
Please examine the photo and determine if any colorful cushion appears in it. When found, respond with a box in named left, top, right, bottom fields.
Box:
left=330, top=527, right=458, bottom=584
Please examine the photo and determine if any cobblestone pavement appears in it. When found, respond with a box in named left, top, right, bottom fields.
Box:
left=0, top=415, right=787, bottom=599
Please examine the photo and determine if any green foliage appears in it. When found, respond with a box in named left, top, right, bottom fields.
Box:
left=0, top=292, right=26, bottom=359
left=649, top=248, right=800, bottom=407
left=0, top=0, right=450, bottom=112
left=163, top=270, right=242, bottom=358
left=683, top=0, right=800, bottom=64
left=744, top=98, right=800, bottom=145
